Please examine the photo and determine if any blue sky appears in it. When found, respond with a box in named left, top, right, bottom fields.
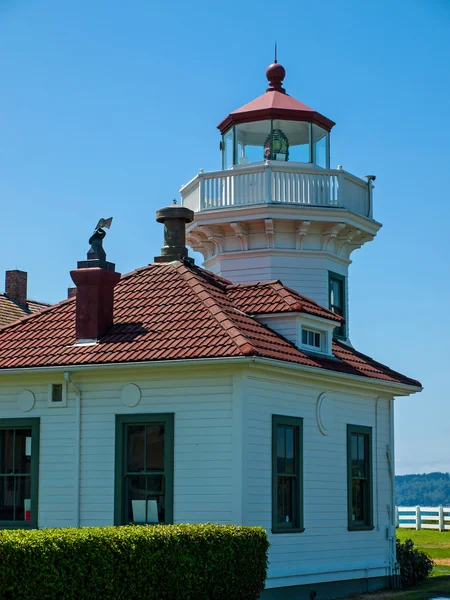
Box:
left=0, top=0, right=449, bottom=474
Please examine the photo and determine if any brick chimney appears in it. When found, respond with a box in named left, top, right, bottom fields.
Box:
left=70, top=224, right=120, bottom=342
left=67, top=287, right=77, bottom=299
left=5, top=270, right=27, bottom=306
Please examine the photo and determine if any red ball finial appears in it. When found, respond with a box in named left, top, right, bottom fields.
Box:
left=266, top=61, right=286, bottom=93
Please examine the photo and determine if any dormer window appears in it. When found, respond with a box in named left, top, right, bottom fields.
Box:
left=301, top=327, right=325, bottom=352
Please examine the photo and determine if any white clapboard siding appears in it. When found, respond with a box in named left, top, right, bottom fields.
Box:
left=0, top=363, right=395, bottom=591
left=244, top=374, right=393, bottom=587
left=0, top=383, right=77, bottom=528
left=0, top=369, right=234, bottom=529
left=79, top=372, right=234, bottom=527
left=256, top=315, right=298, bottom=345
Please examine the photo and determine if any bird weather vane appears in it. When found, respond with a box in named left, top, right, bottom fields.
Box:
left=88, top=217, right=113, bottom=255
left=95, top=217, right=113, bottom=231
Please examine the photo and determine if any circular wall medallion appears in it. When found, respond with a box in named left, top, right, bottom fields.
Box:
left=121, top=384, right=141, bottom=408
left=18, top=390, right=35, bottom=412
left=316, top=393, right=334, bottom=436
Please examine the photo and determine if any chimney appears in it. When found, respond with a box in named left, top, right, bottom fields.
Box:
left=5, top=270, right=27, bottom=306
left=70, top=223, right=120, bottom=342
left=67, top=287, right=77, bottom=299
left=154, top=203, right=194, bottom=263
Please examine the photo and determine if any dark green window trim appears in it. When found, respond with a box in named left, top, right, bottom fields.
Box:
left=328, top=271, right=347, bottom=339
left=347, top=424, right=374, bottom=531
left=114, top=413, right=174, bottom=526
left=272, top=415, right=304, bottom=534
left=0, top=418, right=40, bottom=530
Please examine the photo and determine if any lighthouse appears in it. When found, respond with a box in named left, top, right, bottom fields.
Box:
left=181, top=61, right=381, bottom=341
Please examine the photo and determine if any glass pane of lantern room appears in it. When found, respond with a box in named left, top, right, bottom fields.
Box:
left=235, top=121, right=271, bottom=165
left=222, top=128, right=235, bottom=170
left=272, top=120, right=310, bottom=163
left=312, top=125, right=329, bottom=168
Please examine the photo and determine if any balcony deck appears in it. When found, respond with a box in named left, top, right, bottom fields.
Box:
left=181, top=161, right=373, bottom=220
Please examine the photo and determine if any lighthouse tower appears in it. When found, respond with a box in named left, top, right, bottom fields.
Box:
left=181, top=61, right=381, bottom=341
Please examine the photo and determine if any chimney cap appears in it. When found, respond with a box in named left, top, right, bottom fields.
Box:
left=156, top=205, right=194, bottom=224
left=154, top=203, right=194, bottom=264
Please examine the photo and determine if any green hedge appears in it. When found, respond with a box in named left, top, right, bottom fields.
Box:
left=0, top=524, right=269, bottom=600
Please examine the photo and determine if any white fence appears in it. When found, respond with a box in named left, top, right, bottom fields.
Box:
left=181, top=161, right=372, bottom=219
left=396, top=506, right=450, bottom=531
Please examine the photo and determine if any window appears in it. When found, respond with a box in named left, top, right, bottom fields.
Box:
left=222, top=127, right=236, bottom=169
left=301, top=328, right=322, bottom=351
left=0, top=418, right=40, bottom=529
left=347, top=425, right=373, bottom=530
left=115, top=414, right=174, bottom=526
left=329, top=271, right=346, bottom=338
left=51, top=384, right=62, bottom=403
left=312, top=124, right=329, bottom=168
left=272, top=415, right=303, bottom=533
left=48, top=383, right=67, bottom=407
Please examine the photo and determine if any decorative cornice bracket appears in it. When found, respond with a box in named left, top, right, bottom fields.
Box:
left=335, top=228, right=361, bottom=253
left=230, top=221, right=249, bottom=251
left=295, top=220, right=311, bottom=250
left=321, top=223, right=346, bottom=251
left=265, top=218, right=275, bottom=249
left=198, top=225, right=224, bottom=253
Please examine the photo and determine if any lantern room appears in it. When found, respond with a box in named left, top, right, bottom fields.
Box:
left=217, top=61, right=335, bottom=170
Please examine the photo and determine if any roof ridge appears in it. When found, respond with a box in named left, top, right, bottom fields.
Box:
left=189, top=264, right=233, bottom=286
left=175, top=263, right=258, bottom=357
left=275, top=283, right=344, bottom=322
left=269, top=282, right=303, bottom=311
left=226, top=279, right=281, bottom=289
left=0, top=261, right=228, bottom=334
left=27, top=299, right=51, bottom=307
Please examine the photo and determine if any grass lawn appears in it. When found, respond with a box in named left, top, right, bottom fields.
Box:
left=397, top=528, right=450, bottom=578
left=348, top=530, right=450, bottom=599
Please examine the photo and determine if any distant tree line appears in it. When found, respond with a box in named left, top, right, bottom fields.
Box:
left=396, top=472, right=450, bottom=506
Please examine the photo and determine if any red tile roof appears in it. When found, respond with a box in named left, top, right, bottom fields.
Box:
left=0, top=295, right=49, bottom=329
left=0, top=262, right=420, bottom=388
left=226, top=281, right=343, bottom=322
left=217, top=89, right=335, bottom=133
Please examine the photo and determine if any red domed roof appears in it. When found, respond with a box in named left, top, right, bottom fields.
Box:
left=217, top=62, right=335, bottom=134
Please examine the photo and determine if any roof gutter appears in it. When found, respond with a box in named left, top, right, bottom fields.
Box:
left=0, top=356, right=422, bottom=396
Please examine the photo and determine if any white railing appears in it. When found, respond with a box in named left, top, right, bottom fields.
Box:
left=180, top=162, right=372, bottom=219
left=396, top=506, right=450, bottom=531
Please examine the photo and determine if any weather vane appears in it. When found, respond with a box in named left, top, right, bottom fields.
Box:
left=87, top=217, right=113, bottom=263
left=94, top=217, right=113, bottom=232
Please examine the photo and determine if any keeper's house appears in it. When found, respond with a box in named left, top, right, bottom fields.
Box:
left=0, top=62, right=421, bottom=599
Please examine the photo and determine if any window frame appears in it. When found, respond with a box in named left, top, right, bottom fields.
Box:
left=328, top=271, right=346, bottom=339
left=347, top=424, right=374, bottom=531
left=0, top=418, right=40, bottom=530
left=301, top=326, right=325, bottom=352
left=114, top=413, right=174, bottom=526
left=272, top=415, right=304, bottom=534
left=47, top=382, right=67, bottom=407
